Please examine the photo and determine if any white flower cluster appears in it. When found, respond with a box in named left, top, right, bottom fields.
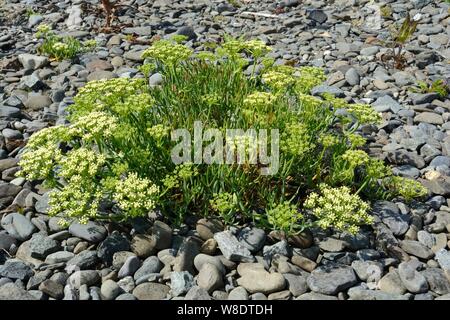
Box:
left=48, top=175, right=102, bottom=223
left=113, top=173, right=160, bottom=217
left=73, top=111, right=118, bottom=141
left=304, top=184, right=373, bottom=234
left=18, top=146, right=62, bottom=180
left=59, top=148, right=106, bottom=179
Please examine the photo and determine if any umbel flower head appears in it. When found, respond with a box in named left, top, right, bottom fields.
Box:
left=342, top=149, right=370, bottom=167
left=304, top=184, right=373, bottom=234
left=243, top=92, right=276, bottom=109
left=262, top=71, right=295, bottom=90
left=112, top=172, right=160, bottom=217
left=142, top=40, right=193, bottom=66
left=267, top=201, right=303, bottom=234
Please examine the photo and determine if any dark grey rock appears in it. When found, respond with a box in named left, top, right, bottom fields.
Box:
left=97, top=232, right=130, bottom=265
left=372, top=201, right=410, bottom=236
left=39, top=279, right=64, bottom=299
left=307, top=264, right=357, bottom=295
left=68, top=221, right=107, bottom=243
left=421, top=268, right=450, bottom=295
left=175, top=26, right=197, bottom=41
left=118, top=255, right=141, bottom=278
left=400, top=240, right=434, bottom=259
left=237, top=227, right=266, bottom=253
left=66, top=250, right=99, bottom=271
left=29, top=233, right=61, bottom=259
left=0, top=260, right=33, bottom=281
left=283, top=274, right=308, bottom=297
left=134, top=256, right=163, bottom=281
left=307, top=9, right=328, bottom=24
left=311, top=85, right=345, bottom=98
left=398, top=262, right=428, bottom=293
left=1, top=213, right=37, bottom=241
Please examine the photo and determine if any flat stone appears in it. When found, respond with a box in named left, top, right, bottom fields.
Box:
left=68, top=221, right=107, bottom=243
left=372, top=201, right=410, bottom=236
left=86, top=71, right=117, bottom=82
left=319, top=238, right=347, bottom=252
left=296, top=292, right=338, bottom=300
left=398, top=262, right=428, bottom=293
left=307, top=264, right=357, bottom=295
left=0, top=259, right=34, bottom=281
left=68, top=270, right=100, bottom=289
left=45, top=251, right=74, bottom=264
left=283, top=274, right=308, bottom=297
left=228, top=287, right=249, bottom=300
left=118, top=255, right=141, bottom=278
left=1, top=213, right=37, bottom=241
left=123, top=27, right=152, bottom=36
left=66, top=250, right=99, bottom=271
left=351, top=260, right=383, bottom=282
left=134, top=256, right=162, bottom=281
left=0, top=283, right=37, bottom=300
left=184, top=286, right=211, bottom=300
left=414, top=112, right=443, bottom=125
left=24, top=94, right=52, bottom=111
left=133, top=283, right=169, bottom=300
left=347, top=287, right=408, bottom=300
left=421, top=268, right=450, bottom=295
left=311, top=85, right=345, bottom=98
left=214, top=231, right=255, bottom=263
left=18, top=54, right=48, bottom=70
left=123, top=51, right=145, bottom=62
left=197, top=263, right=223, bottom=293
left=401, top=240, right=434, bottom=259
left=378, top=270, right=406, bottom=295
left=236, top=263, right=285, bottom=294
left=29, top=233, right=61, bottom=259
left=291, top=255, right=317, bottom=272
left=372, top=95, right=401, bottom=113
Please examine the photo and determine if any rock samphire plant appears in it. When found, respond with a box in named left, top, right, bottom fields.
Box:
left=35, top=24, right=96, bottom=61
left=18, top=37, right=427, bottom=237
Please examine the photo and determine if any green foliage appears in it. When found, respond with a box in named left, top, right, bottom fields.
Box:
left=382, top=13, right=420, bottom=70
left=380, top=5, right=392, bottom=18
left=412, top=79, right=449, bottom=98
left=18, top=37, right=427, bottom=235
left=382, top=176, right=428, bottom=201
left=35, top=24, right=94, bottom=61
left=26, top=8, right=37, bottom=17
